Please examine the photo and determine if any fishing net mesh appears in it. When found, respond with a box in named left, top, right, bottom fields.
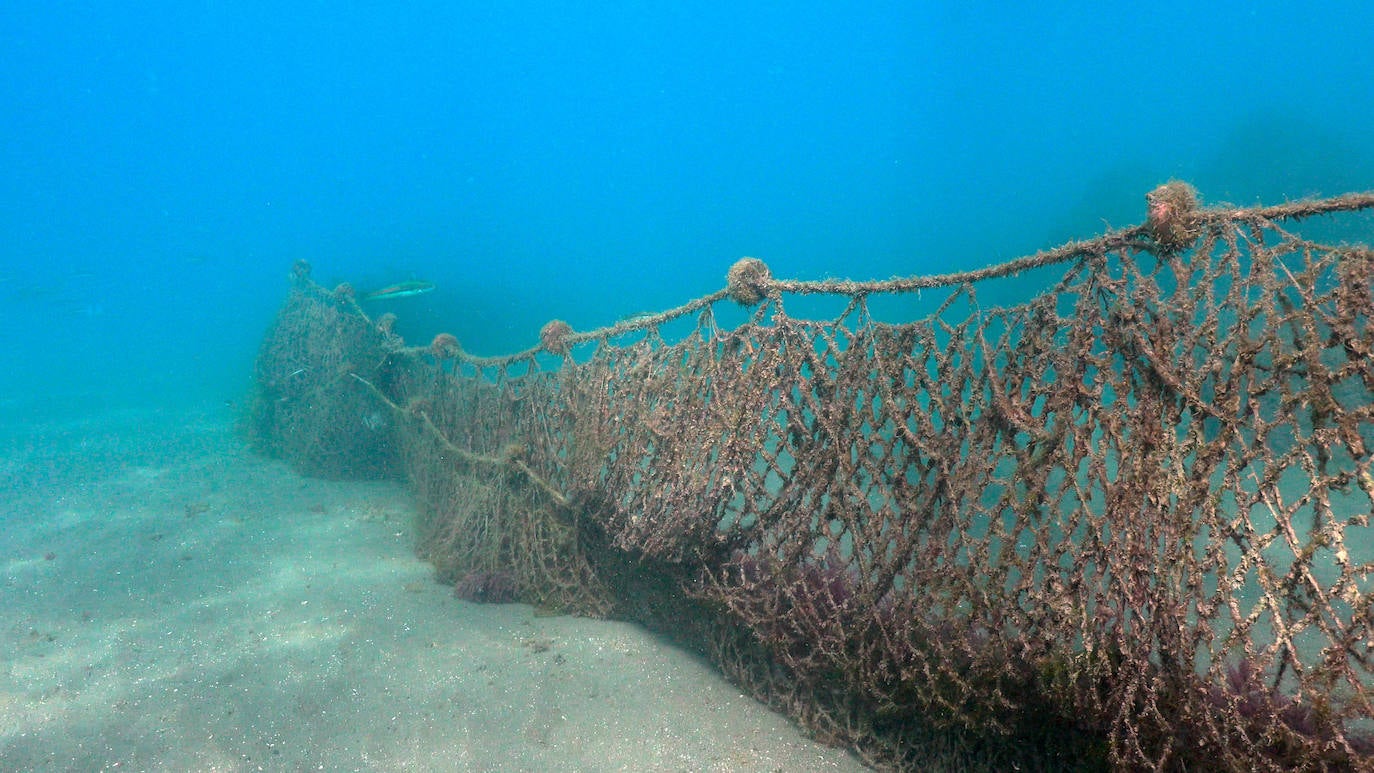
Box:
left=248, top=186, right=1374, bottom=770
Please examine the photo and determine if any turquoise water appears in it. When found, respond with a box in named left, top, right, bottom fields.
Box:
left=2, top=2, right=1372, bottom=413
left=1, top=3, right=1372, bottom=768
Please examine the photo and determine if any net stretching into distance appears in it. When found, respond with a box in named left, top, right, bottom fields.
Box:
left=248, top=185, right=1374, bottom=771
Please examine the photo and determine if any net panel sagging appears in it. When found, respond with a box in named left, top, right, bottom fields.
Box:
left=249, top=190, right=1374, bottom=771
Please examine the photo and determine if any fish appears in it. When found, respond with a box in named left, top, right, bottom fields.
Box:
left=360, top=280, right=435, bottom=302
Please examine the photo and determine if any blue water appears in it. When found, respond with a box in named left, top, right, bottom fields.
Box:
left=2, top=1, right=1372, bottom=412
left=2, top=6, right=1372, bottom=769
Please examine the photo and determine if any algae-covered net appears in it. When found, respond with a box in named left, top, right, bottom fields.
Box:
left=247, top=185, right=1374, bottom=770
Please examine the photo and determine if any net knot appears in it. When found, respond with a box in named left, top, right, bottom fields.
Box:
left=429, top=332, right=462, bottom=359
left=1145, top=180, right=1201, bottom=253
left=727, top=257, right=772, bottom=306
left=540, top=319, right=574, bottom=356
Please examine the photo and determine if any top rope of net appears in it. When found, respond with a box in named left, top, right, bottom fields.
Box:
left=312, top=183, right=1374, bottom=370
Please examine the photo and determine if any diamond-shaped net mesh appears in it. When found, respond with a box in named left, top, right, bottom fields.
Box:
left=248, top=187, right=1374, bottom=770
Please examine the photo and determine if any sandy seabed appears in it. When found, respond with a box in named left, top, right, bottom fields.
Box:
left=0, top=405, right=866, bottom=772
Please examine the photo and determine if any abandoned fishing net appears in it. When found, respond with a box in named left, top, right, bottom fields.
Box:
left=247, top=185, right=1374, bottom=771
